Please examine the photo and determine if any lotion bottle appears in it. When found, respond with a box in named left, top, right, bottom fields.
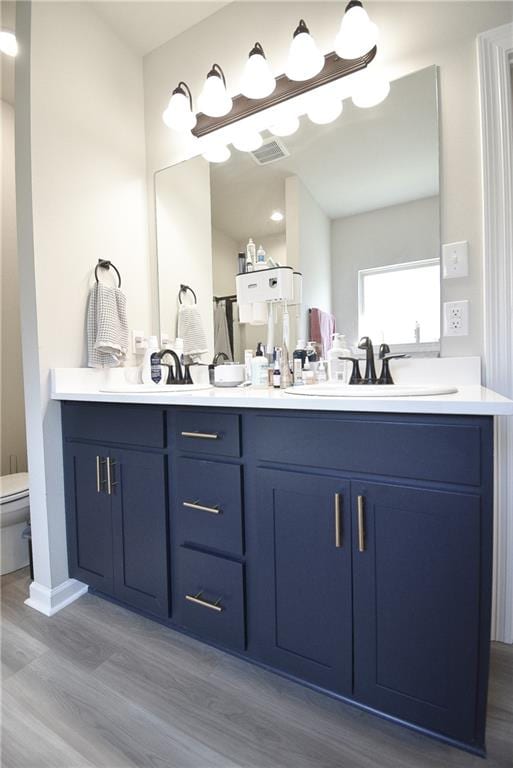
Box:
left=141, top=335, right=161, bottom=384
left=251, top=342, right=268, bottom=388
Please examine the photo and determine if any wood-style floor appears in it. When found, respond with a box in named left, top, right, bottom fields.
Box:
left=1, top=568, right=512, bottom=768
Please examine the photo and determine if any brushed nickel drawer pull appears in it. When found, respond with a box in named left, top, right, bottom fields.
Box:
left=357, top=495, right=366, bottom=553
left=335, top=493, right=342, bottom=548
left=185, top=591, right=223, bottom=612
left=181, top=431, right=219, bottom=440
left=106, top=457, right=118, bottom=496
left=96, top=456, right=102, bottom=493
left=183, top=500, right=221, bottom=515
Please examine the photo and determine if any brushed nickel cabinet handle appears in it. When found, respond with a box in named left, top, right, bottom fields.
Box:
left=183, top=500, right=221, bottom=515
left=106, top=458, right=118, bottom=495
left=96, top=456, right=102, bottom=493
left=335, top=493, right=342, bottom=548
left=357, top=495, right=366, bottom=552
left=181, top=431, right=219, bottom=440
left=185, top=591, right=223, bottom=612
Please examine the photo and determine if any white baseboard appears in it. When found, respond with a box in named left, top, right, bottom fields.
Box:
left=25, top=578, right=88, bottom=616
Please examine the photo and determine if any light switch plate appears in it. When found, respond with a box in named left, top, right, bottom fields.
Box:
left=442, top=241, right=469, bottom=279
left=443, top=300, right=469, bottom=336
left=131, top=330, right=147, bottom=355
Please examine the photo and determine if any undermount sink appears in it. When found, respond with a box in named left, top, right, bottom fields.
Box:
left=285, top=384, right=459, bottom=397
left=99, top=383, right=213, bottom=394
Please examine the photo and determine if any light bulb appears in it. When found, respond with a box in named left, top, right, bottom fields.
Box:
left=306, top=93, right=343, bottom=125
left=232, top=130, right=263, bottom=152
left=198, top=65, right=232, bottom=117
left=351, top=64, right=390, bottom=108
left=269, top=115, right=300, bottom=137
left=270, top=211, right=284, bottom=222
left=241, top=43, right=276, bottom=99
left=335, top=1, right=379, bottom=60
left=202, top=144, right=231, bottom=163
left=162, top=83, right=196, bottom=131
left=0, top=30, right=18, bottom=57
left=286, top=19, right=324, bottom=82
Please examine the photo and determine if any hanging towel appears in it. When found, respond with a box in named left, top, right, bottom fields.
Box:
left=177, top=304, right=208, bottom=362
left=214, top=303, right=233, bottom=361
left=87, top=282, right=129, bottom=368
left=309, top=307, right=336, bottom=358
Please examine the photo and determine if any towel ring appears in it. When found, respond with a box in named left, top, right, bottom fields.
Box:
left=179, top=284, right=197, bottom=304
left=95, top=259, right=121, bottom=288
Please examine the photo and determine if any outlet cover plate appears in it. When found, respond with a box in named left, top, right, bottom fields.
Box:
left=443, top=300, right=469, bottom=336
left=442, top=241, right=469, bottom=279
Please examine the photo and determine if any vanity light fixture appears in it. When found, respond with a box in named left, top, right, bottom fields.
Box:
left=306, top=91, right=343, bottom=125
left=285, top=19, right=325, bottom=82
left=201, top=143, right=231, bottom=163
left=0, top=29, right=17, bottom=57
left=240, top=42, right=276, bottom=99
left=351, top=60, right=390, bottom=108
left=198, top=64, right=233, bottom=117
left=162, top=81, right=196, bottom=132
left=335, top=0, right=379, bottom=61
left=270, top=211, right=284, bottom=222
left=232, top=129, right=263, bottom=153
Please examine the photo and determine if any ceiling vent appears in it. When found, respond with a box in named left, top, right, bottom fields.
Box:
left=250, top=137, right=290, bottom=165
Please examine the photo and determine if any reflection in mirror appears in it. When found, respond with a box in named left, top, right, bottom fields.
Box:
left=155, top=65, right=440, bottom=367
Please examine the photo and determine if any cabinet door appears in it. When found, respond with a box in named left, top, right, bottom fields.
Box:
left=352, top=481, right=481, bottom=743
left=110, top=450, right=169, bottom=618
left=64, top=442, right=114, bottom=594
left=254, top=469, right=352, bottom=695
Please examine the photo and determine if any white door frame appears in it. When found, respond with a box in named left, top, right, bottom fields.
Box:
left=478, top=23, right=513, bottom=644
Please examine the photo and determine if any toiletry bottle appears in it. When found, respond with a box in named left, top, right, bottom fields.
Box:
left=293, top=357, right=303, bottom=385
left=246, top=238, right=256, bottom=272
left=316, top=358, right=327, bottom=383
left=244, top=349, right=253, bottom=381
left=141, top=335, right=161, bottom=384
left=303, top=358, right=315, bottom=385
left=306, top=341, right=318, bottom=363
left=293, top=339, right=307, bottom=368
left=256, top=244, right=267, bottom=270
left=273, top=348, right=281, bottom=388
left=251, top=342, right=268, bottom=388
left=238, top=252, right=246, bottom=274
left=328, top=333, right=351, bottom=382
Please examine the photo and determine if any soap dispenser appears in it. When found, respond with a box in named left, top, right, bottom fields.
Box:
left=141, top=336, right=162, bottom=384
left=328, top=333, right=351, bottom=383
left=251, top=342, right=268, bottom=388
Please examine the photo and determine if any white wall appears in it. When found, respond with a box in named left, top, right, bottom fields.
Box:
left=332, top=196, right=440, bottom=346
left=143, top=1, right=513, bottom=359
left=155, top=156, right=213, bottom=353
left=212, top=227, right=238, bottom=296
left=286, top=175, right=331, bottom=344
left=16, top=1, right=150, bottom=594
left=1, top=99, right=27, bottom=475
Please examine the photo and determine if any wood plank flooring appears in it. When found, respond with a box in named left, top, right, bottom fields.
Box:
left=2, top=568, right=512, bottom=768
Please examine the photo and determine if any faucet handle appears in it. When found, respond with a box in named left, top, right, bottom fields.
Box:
left=338, top=357, right=363, bottom=385
left=379, top=343, right=391, bottom=359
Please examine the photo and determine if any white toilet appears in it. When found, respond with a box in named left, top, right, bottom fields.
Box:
left=0, top=472, right=30, bottom=575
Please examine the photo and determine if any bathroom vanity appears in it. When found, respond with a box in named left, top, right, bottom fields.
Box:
left=54, top=378, right=513, bottom=756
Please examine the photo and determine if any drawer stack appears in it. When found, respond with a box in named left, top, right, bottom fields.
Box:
left=169, top=409, right=245, bottom=651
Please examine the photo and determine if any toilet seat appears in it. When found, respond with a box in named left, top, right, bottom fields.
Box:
left=0, top=473, right=29, bottom=505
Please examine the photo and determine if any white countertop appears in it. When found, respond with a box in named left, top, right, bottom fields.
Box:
left=51, top=368, right=513, bottom=416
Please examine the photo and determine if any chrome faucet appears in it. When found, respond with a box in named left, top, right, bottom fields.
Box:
left=358, top=336, right=377, bottom=384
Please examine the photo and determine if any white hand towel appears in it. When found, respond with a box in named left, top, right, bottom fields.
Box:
left=214, top=303, right=233, bottom=361
left=177, top=304, right=208, bottom=362
left=87, top=283, right=129, bottom=368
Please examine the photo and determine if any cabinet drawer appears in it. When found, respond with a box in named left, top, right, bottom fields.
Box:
left=174, top=458, right=243, bottom=556
left=173, top=410, right=240, bottom=457
left=62, top=402, right=165, bottom=448
left=252, top=414, right=482, bottom=486
left=175, top=547, right=245, bottom=651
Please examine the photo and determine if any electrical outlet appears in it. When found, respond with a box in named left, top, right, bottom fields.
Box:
left=442, top=241, right=469, bottom=279
left=443, top=300, right=469, bottom=336
left=131, top=330, right=147, bottom=355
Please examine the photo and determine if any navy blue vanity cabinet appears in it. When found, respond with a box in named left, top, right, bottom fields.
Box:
left=351, top=481, right=485, bottom=744
left=62, top=402, right=169, bottom=618
left=64, top=442, right=114, bottom=595
left=109, top=449, right=168, bottom=617
left=254, top=469, right=353, bottom=695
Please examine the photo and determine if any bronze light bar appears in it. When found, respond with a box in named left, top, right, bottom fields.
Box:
left=191, top=46, right=377, bottom=138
